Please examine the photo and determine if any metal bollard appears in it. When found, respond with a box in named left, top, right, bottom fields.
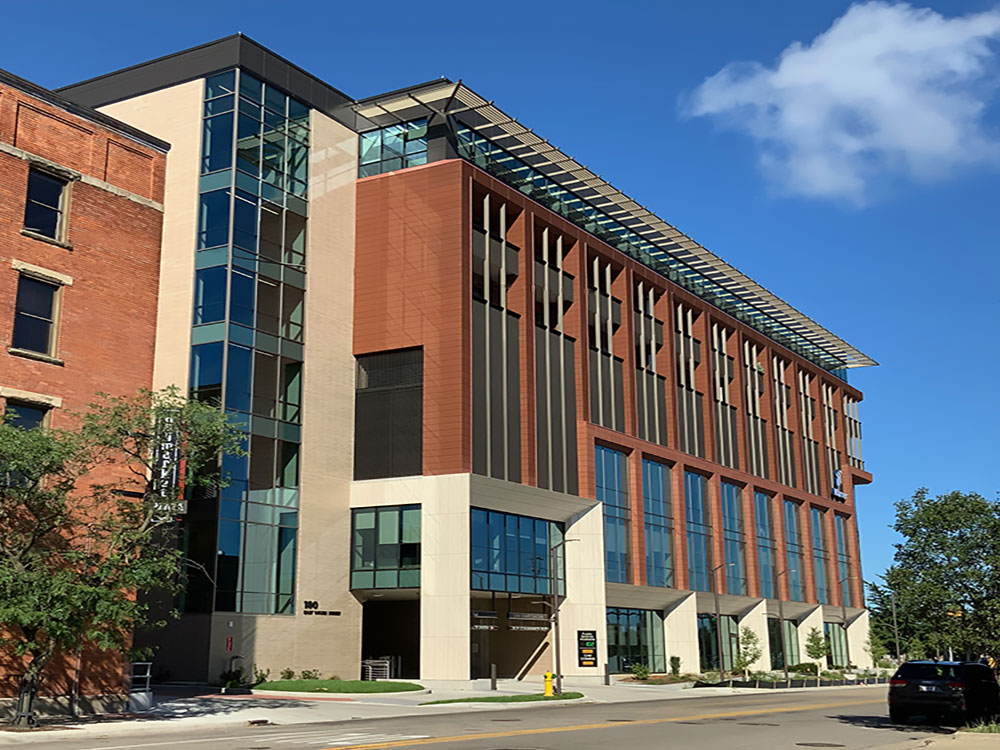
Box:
left=603, top=662, right=611, bottom=686
left=490, top=663, right=497, bottom=691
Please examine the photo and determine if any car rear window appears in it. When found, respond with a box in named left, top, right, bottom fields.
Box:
left=959, top=665, right=998, bottom=683
left=895, top=663, right=959, bottom=680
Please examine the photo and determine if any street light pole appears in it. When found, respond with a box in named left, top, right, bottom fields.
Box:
left=548, top=538, right=578, bottom=695
left=776, top=568, right=796, bottom=682
left=890, top=591, right=901, bottom=662
left=711, top=562, right=734, bottom=681
left=838, top=575, right=853, bottom=669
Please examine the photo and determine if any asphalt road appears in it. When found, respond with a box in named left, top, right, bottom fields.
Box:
left=1, top=686, right=952, bottom=750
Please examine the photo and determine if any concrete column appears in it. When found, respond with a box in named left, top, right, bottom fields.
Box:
left=420, top=474, right=472, bottom=679
left=738, top=599, right=770, bottom=674
left=797, top=605, right=825, bottom=670
left=847, top=609, right=873, bottom=669
left=664, top=592, right=699, bottom=676
left=559, top=503, right=608, bottom=682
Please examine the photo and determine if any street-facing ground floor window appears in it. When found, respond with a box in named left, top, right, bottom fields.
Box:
left=606, top=607, right=665, bottom=674
left=697, top=613, right=738, bottom=673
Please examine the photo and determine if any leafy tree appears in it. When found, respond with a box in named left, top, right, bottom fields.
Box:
left=0, top=387, right=243, bottom=725
left=805, top=627, right=830, bottom=662
left=734, top=626, right=763, bottom=679
left=869, top=489, right=1000, bottom=664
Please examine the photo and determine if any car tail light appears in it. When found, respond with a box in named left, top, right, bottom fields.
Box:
left=947, top=681, right=966, bottom=689
left=890, top=679, right=907, bottom=686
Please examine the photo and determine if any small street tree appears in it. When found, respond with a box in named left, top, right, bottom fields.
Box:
left=734, top=626, right=763, bottom=679
left=0, top=387, right=243, bottom=726
left=805, top=627, right=830, bottom=663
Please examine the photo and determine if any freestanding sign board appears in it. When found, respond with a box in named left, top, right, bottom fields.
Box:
left=577, top=629, right=598, bottom=668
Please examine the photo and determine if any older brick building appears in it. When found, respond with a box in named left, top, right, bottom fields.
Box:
left=0, top=68, right=167, bottom=707
left=56, top=35, right=876, bottom=685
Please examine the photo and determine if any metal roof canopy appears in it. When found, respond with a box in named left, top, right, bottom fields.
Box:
left=354, top=81, right=877, bottom=373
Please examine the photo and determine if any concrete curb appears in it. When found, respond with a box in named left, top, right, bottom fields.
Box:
left=419, top=695, right=589, bottom=708
left=249, top=688, right=432, bottom=699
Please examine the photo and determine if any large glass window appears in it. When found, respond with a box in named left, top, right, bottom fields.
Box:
left=784, top=500, right=805, bottom=601
left=697, top=613, right=738, bottom=672
left=754, top=491, right=777, bottom=598
left=767, top=617, right=800, bottom=670
left=470, top=508, right=564, bottom=594
left=811, top=507, right=830, bottom=604
left=13, top=276, right=58, bottom=355
left=835, top=514, right=852, bottom=607
left=643, top=459, right=673, bottom=588
left=351, top=505, right=421, bottom=589
left=824, top=622, right=848, bottom=668
left=606, top=607, right=666, bottom=674
left=597, top=445, right=630, bottom=583
left=685, top=471, right=711, bottom=591
left=721, top=481, right=746, bottom=595
left=358, top=119, right=428, bottom=177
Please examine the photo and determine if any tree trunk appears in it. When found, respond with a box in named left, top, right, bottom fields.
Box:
left=13, top=642, right=55, bottom=727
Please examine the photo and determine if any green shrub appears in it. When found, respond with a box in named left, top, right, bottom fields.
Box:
left=299, top=669, right=322, bottom=680
left=219, top=666, right=247, bottom=688
left=670, top=656, right=681, bottom=677
left=788, top=662, right=818, bottom=676
left=280, top=667, right=296, bottom=681
left=252, top=665, right=270, bottom=686
left=630, top=663, right=651, bottom=680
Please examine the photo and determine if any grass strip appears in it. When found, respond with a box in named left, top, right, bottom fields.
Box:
left=961, top=722, right=1000, bottom=733
left=422, top=692, right=584, bottom=705
left=255, top=679, right=424, bottom=693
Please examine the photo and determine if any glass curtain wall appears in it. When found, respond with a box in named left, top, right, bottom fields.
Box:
left=835, top=515, right=852, bottom=606
left=685, top=471, right=712, bottom=591
left=643, top=459, right=673, bottom=588
left=606, top=607, right=666, bottom=674
left=811, top=507, right=831, bottom=604
left=783, top=500, right=805, bottom=602
left=470, top=508, right=565, bottom=595
left=720, top=481, right=746, bottom=595
left=194, top=69, right=309, bottom=614
left=754, top=491, right=778, bottom=598
left=350, top=505, right=421, bottom=589
left=597, top=445, right=630, bottom=583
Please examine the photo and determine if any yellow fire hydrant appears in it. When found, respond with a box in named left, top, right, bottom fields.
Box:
left=543, top=670, right=554, bottom=697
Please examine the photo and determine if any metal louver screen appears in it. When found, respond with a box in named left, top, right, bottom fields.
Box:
left=357, top=348, right=423, bottom=390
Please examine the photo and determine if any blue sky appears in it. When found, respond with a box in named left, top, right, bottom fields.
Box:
left=5, top=1, right=999, bottom=584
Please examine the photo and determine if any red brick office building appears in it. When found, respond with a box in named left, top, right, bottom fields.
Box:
left=0, top=68, right=167, bottom=707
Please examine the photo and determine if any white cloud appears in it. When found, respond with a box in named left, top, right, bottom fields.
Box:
left=687, top=2, right=1000, bottom=202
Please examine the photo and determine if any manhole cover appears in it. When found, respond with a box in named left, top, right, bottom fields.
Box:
left=491, top=718, right=522, bottom=722
left=677, top=721, right=706, bottom=724
left=739, top=722, right=780, bottom=726
left=796, top=744, right=845, bottom=748
left=607, top=719, right=635, bottom=722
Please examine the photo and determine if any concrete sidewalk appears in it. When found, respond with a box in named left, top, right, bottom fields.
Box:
left=0, top=680, right=888, bottom=742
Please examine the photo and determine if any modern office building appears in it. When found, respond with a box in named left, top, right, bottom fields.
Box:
left=0, top=68, right=167, bottom=703
left=57, top=34, right=876, bottom=685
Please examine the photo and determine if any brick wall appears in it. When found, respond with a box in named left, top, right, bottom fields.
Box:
left=0, top=78, right=165, bottom=699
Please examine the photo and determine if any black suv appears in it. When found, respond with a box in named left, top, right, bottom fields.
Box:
left=889, top=660, right=1000, bottom=724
